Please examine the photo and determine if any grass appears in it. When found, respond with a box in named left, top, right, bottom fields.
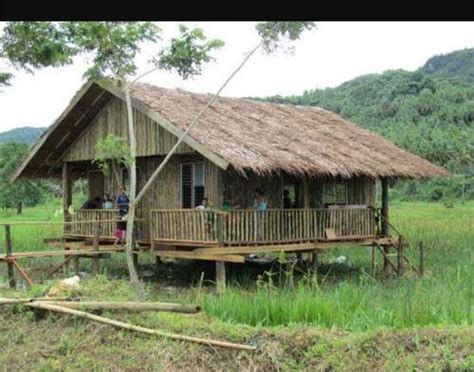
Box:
left=0, top=200, right=472, bottom=333
left=196, top=201, right=473, bottom=330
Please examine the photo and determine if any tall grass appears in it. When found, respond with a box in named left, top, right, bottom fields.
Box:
left=0, top=199, right=472, bottom=331
left=202, top=201, right=473, bottom=330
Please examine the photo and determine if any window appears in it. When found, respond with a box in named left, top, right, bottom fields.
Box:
left=181, top=162, right=205, bottom=208
left=323, top=180, right=348, bottom=205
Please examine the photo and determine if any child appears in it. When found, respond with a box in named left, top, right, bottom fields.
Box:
left=114, top=209, right=127, bottom=246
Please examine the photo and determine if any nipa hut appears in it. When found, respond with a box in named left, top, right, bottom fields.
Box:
left=12, top=80, right=446, bottom=269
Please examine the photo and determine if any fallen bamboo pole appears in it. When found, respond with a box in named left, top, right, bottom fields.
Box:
left=0, top=297, right=70, bottom=305
left=26, top=302, right=256, bottom=351
left=44, top=301, right=201, bottom=313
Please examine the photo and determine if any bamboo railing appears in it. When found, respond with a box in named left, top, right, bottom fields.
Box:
left=64, top=209, right=118, bottom=239
left=150, top=207, right=377, bottom=246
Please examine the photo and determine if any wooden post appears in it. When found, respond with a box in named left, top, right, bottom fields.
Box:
left=311, top=250, right=319, bottom=274
left=381, top=178, right=391, bottom=273
left=303, top=176, right=311, bottom=209
left=397, top=236, right=404, bottom=277
left=419, top=241, right=424, bottom=276
left=92, top=222, right=100, bottom=275
left=5, top=225, right=16, bottom=289
left=62, top=162, right=73, bottom=232
left=216, top=261, right=226, bottom=294
left=133, top=249, right=139, bottom=267
left=74, top=257, right=80, bottom=275
left=371, top=244, right=376, bottom=275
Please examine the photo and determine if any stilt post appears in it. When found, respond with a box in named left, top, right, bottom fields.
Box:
left=92, top=222, right=100, bottom=275
left=5, top=225, right=16, bottom=288
left=62, top=162, right=73, bottom=235
left=381, top=178, right=392, bottom=273
left=371, top=244, right=376, bottom=275
left=397, top=236, right=404, bottom=277
left=216, top=261, right=226, bottom=294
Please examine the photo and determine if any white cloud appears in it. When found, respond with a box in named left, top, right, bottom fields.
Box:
left=0, top=21, right=473, bottom=130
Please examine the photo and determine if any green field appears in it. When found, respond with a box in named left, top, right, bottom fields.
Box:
left=0, top=200, right=472, bottom=370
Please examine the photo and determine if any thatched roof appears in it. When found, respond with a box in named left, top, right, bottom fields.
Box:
left=129, top=82, right=446, bottom=179
left=12, top=81, right=447, bottom=181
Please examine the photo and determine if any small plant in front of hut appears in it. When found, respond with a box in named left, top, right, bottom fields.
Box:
left=94, top=134, right=133, bottom=189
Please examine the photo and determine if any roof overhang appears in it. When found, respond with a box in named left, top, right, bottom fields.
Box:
left=11, top=80, right=229, bottom=183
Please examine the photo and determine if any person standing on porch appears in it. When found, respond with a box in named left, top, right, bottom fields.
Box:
left=253, top=188, right=267, bottom=242
left=196, top=197, right=213, bottom=237
left=253, top=188, right=268, bottom=211
left=116, top=185, right=130, bottom=212
left=103, top=194, right=114, bottom=209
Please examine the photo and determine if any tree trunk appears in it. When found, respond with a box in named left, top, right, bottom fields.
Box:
left=123, top=81, right=144, bottom=297
left=16, top=202, right=22, bottom=215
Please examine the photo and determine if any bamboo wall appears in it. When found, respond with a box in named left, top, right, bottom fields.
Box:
left=88, top=154, right=222, bottom=240
left=222, top=170, right=375, bottom=209
left=64, top=97, right=194, bottom=161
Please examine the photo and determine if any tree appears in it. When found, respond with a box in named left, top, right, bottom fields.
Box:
left=94, top=134, right=133, bottom=189
left=1, top=21, right=225, bottom=296
left=0, top=22, right=77, bottom=87
left=1, top=21, right=317, bottom=295
left=0, top=142, right=44, bottom=214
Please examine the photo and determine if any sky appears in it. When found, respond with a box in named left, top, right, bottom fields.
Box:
left=0, top=21, right=473, bottom=131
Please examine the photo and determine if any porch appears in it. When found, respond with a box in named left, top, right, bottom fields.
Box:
left=149, top=206, right=379, bottom=247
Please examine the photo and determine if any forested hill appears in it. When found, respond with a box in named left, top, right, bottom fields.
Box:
left=262, top=48, right=474, bottom=200
left=421, top=48, right=474, bottom=82
left=0, top=126, right=45, bottom=145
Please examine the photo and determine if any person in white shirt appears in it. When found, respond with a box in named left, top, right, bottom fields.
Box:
left=195, top=197, right=209, bottom=211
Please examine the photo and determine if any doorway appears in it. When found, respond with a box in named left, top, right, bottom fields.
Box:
left=88, top=170, right=105, bottom=200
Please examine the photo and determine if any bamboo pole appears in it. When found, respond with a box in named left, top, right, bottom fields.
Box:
left=0, top=297, right=70, bottom=305
left=397, top=236, right=404, bottom=277
left=92, top=222, right=100, bottom=275
left=134, top=42, right=263, bottom=207
left=5, top=225, right=16, bottom=289
left=25, top=302, right=256, bottom=351
left=41, top=301, right=201, bottom=313
left=11, top=259, right=34, bottom=286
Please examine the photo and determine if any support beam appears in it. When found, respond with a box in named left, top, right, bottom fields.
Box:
left=381, top=178, right=391, bottom=273
left=153, top=251, right=245, bottom=264
left=91, top=223, right=100, bottom=275
left=397, top=236, right=404, bottom=277
left=303, top=176, right=311, bottom=209
left=381, top=178, right=389, bottom=236
left=62, top=162, right=73, bottom=220
left=216, top=261, right=226, bottom=294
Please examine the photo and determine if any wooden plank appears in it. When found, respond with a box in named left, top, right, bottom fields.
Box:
left=195, top=238, right=394, bottom=255
left=325, top=228, right=337, bottom=240
left=11, top=259, right=34, bottom=286
left=153, top=251, right=245, bottom=264
left=0, top=247, right=125, bottom=260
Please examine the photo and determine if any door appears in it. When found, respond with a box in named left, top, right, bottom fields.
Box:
left=88, top=170, right=105, bottom=200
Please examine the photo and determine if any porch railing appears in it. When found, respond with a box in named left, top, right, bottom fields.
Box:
left=64, top=209, right=118, bottom=239
left=150, top=207, right=377, bottom=246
